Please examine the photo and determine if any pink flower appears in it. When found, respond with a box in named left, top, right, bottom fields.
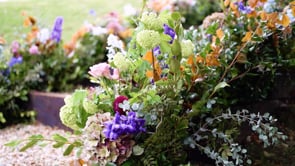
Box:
left=109, top=68, right=120, bottom=80
left=106, top=21, right=124, bottom=34
left=113, top=96, right=129, bottom=115
left=88, top=62, right=120, bottom=80
left=29, top=45, right=40, bottom=55
left=89, top=63, right=110, bottom=77
left=11, top=41, right=20, bottom=54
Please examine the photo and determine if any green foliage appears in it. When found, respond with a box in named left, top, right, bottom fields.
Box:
left=5, top=133, right=83, bottom=157
left=20, top=41, right=100, bottom=92
left=142, top=116, right=189, bottom=165
left=0, top=60, right=39, bottom=128
left=20, top=134, right=44, bottom=151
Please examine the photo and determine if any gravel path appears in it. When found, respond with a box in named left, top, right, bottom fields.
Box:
left=0, top=123, right=80, bottom=166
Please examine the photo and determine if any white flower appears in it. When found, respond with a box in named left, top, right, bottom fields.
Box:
left=107, top=34, right=124, bottom=50
left=37, top=28, right=50, bottom=43
left=106, top=34, right=126, bottom=61
left=123, top=4, right=137, bottom=17
left=91, top=26, right=108, bottom=36
left=119, top=100, right=130, bottom=112
left=286, top=8, right=295, bottom=23
left=263, top=0, right=276, bottom=13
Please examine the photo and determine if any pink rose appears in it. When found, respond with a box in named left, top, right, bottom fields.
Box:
left=109, top=68, right=120, bottom=80
left=88, top=62, right=120, bottom=80
left=89, top=63, right=110, bottom=77
left=29, top=45, right=40, bottom=55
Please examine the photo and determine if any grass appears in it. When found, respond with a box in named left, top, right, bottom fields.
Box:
left=0, top=0, right=141, bottom=44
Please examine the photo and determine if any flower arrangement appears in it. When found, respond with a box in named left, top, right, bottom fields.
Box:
left=6, top=0, right=295, bottom=165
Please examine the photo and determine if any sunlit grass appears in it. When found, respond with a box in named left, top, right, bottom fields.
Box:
left=0, top=0, right=141, bottom=44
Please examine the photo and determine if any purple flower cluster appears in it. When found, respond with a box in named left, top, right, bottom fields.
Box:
left=163, top=24, right=176, bottom=44
left=103, top=111, right=146, bottom=141
left=8, top=56, right=23, bottom=68
left=235, top=2, right=253, bottom=14
left=51, top=16, right=63, bottom=43
left=153, top=46, right=161, bottom=56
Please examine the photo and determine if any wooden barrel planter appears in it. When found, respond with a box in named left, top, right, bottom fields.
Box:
left=28, top=91, right=71, bottom=130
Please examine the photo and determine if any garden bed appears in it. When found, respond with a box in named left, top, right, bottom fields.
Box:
left=29, top=91, right=71, bottom=130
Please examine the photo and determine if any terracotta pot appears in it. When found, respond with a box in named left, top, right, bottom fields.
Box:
left=28, top=91, right=71, bottom=130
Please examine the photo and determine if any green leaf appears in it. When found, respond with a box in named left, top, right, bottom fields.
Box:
left=159, top=42, right=171, bottom=54
left=53, top=142, right=65, bottom=148
left=213, top=82, right=230, bottom=94
left=52, top=134, right=68, bottom=143
left=206, top=23, right=218, bottom=35
left=171, top=40, right=181, bottom=57
left=4, top=140, right=22, bottom=147
left=63, top=144, right=75, bottom=156
left=72, top=141, right=83, bottom=147
left=171, top=12, right=181, bottom=21
left=19, top=135, right=44, bottom=151
left=20, top=140, right=38, bottom=152
left=160, top=33, right=172, bottom=43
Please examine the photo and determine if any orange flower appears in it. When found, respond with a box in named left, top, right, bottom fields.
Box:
left=26, top=25, right=39, bottom=42
left=230, top=2, right=240, bottom=17
left=248, top=0, right=259, bottom=8
left=278, top=14, right=290, bottom=27
left=187, top=55, right=197, bottom=72
left=264, top=12, right=279, bottom=30
left=72, top=26, right=89, bottom=43
left=119, top=28, right=133, bottom=39
left=205, top=54, right=220, bottom=66
left=0, top=37, right=6, bottom=45
left=194, top=46, right=221, bottom=67
left=259, top=11, right=267, bottom=21
left=147, top=0, right=174, bottom=12
left=23, top=16, right=36, bottom=27
left=242, top=31, right=252, bottom=42
left=256, top=27, right=263, bottom=36
left=259, top=0, right=267, bottom=3
left=247, top=10, right=257, bottom=18
left=216, top=28, right=224, bottom=40
left=63, top=41, right=75, bottom=55
left=63, top=26, right=90, bottom=55
left=142, top=51, right=162, bottom=81
left=224, top=0, right=230, bottom=7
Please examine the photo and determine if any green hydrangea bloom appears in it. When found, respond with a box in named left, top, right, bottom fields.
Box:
left=113, top=52, right=131, bottom=72
left=136, top=30, right=161, bottom=50
left=181, top=40, right=195, bottom=58
left=59, top=105, right=80, bottom=130
left=64, top=95, right=73, bottom=105
left=59, top=90, right=89, bottom=130
left=83, top=99, right=100, bottom=114
left=140, top=12, right=163, bottom=31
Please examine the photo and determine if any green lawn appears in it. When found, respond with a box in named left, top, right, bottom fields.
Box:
left=0, top=0, right=141, bottom=44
